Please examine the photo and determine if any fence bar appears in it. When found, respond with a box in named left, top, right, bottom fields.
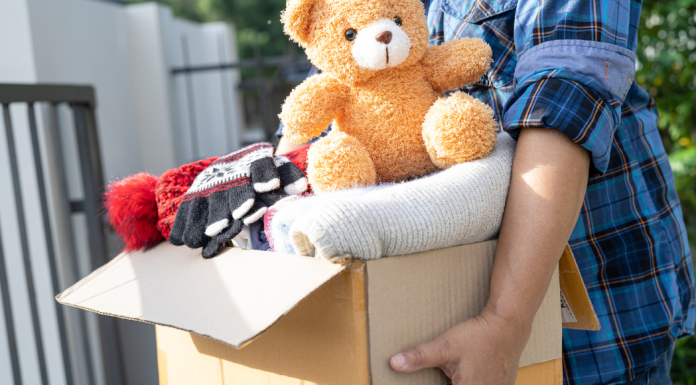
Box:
left=72, top=104, right=126, bottom=385
left=45, top=104, right=79, bottom=283
left=2, top=103, right=49, bottom=385
left=0, top=222, right=21, bottom=385
left=46, top=103, right=97, bottom=385
left=0, top=84, right=95, bottom=106
left=84, top=108, right=106, bottom=208
left=27, top=103, right=74, bottom=385
left=71, top=105, right=107, bottom=270
left=170, top=55, right=310, bottom=74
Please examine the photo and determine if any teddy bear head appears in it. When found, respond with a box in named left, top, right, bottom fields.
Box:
left=282, top=0, right=430, bottom=85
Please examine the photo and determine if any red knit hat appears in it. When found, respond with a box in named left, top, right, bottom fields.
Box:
left=104, top=145, right=309, bottom=252
left=154, top=157, right=218, bottom=242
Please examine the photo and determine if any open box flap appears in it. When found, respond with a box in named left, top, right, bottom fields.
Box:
left=559, top=245, right=600, bottom=330
left=56, top=242, right=346, bottom=349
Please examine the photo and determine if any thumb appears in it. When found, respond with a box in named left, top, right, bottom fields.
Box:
left=390, top=338, right=451, bottom=374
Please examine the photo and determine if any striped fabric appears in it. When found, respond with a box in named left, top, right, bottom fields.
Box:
left=424, top=0, right=695, bottom=383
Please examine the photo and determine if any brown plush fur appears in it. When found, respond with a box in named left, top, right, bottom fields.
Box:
left=423, top=92, right=498, bottom=168
left=307, top=131, right=377, bottom=193
left=280, top=0, right=498, bottom=193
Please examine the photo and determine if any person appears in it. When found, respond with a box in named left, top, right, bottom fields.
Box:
left=275, top=0, right=695, bottom=383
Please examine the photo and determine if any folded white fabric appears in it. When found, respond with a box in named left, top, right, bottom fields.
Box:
left=268, top=133, right=516, bottom=261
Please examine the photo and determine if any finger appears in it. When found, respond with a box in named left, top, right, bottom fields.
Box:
left=182, top=198, right=209, bottom=249
left=390, top=337, right=451, bottom=374
left=205, top=192, right=232, bottom=237
left=229, top=183, right=256, bottom=220
left=168, top=202, right=191, bottom=246
left=250, top=157, right=280, bottom=193
left=201, top=236, right=224, bottom=259
left=257, top=189, right=287, bottom=207
left=274, top=156, right=308, bottom=195
left=202, top=220, right=243, bottom=259
left=242, top=201, right=268, bottom=225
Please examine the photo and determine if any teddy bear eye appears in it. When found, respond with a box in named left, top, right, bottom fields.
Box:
left=394, top=17, right=402, bottom=26
left=345, top=28, right=357, bottom=41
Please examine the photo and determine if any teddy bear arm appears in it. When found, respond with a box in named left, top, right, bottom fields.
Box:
left=279, top=74, right=348, bottom=143
left=422, top=38, right=493, bottom=92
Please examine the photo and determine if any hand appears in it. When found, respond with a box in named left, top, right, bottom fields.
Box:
left=389, top=307, right=531, bottom=385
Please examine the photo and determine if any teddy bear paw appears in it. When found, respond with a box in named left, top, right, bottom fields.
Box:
left=422, top=92, right=499, bottom=169
left=307, top=131, right=377, bottom=194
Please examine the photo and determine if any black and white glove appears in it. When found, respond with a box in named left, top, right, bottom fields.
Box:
left=168, top=143, right=307, bottom=258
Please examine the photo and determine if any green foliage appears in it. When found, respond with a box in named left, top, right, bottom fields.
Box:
left=212, top=0, right=292, bottom=59
left=638, top=1, right=696, bottom=383
left=636, top=0, right=696, bottom=246
left=672, top=336, right=696, bottom=384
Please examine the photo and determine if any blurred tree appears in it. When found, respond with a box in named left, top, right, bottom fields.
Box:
left=637, top=2, right=696, bottom=383
left=213, top=0, right=291, bottom=59
left=637, top=0, right=696, bottom=245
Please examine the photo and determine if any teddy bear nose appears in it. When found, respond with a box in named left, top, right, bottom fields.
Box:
left=375, top=31, right=392, bottom=45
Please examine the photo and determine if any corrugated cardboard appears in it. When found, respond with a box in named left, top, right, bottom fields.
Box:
left=515, top=358, right=563, bottom=385
left=364, top=240, right=560, bottom=384
left=57, top=239, right=594, bottom=384
left=154, top=263, right=370, bottom=385
left=56, top=243, right=346, bottom=348
left=559, top=245, right=600, bottom=330
left=155, top=329, right=562, bottom=385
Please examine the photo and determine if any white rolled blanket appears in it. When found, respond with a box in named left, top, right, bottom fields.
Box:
left=266, top=133, right=516, bottom=261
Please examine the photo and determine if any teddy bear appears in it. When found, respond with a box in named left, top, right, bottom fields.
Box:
left=279, top=0, right=498, bottom=194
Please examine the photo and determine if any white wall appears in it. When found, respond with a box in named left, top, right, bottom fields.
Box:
left=0, top=1, right=244, bottom=385
left=126, top=3, right=179, bottom=175
left=0, top=0, right=244, bottom=179
left=127, top=3, right=244, bottom=169
left=162, top=15, right=244, bottom=164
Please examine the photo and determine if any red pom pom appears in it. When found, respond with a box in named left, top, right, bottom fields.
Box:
left=104, top=172, right=164, bottom=251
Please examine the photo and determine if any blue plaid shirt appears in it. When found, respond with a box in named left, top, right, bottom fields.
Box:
left=423, top=0, right=695, bottom=383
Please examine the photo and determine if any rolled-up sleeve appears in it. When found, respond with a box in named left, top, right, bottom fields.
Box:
left=503, top=0, right=640, bottom=173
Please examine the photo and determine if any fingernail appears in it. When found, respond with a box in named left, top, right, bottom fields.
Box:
left=391, top=353, right=407, bottom=370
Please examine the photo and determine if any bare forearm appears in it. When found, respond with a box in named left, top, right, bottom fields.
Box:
left=390, top=128, right=589, bottom=381
left=484, top=128, right=589, bottom=334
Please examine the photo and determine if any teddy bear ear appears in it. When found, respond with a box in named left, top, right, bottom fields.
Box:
left=281, top=0, right=315, bottom=46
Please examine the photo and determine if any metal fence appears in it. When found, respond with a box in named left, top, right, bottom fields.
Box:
left=0, top=84, right=124, bottom=385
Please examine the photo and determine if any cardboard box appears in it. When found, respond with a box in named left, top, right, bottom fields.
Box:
left=57, top=240, right=597, bottom=384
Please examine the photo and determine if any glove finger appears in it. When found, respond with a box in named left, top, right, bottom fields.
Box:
left=257, top=189, right=288, bottom=208
left=250, top=157, right=280, bottom=193
left=182, top=198, right=210, bottom=249
left=205, top=192, right=232, bottom=237
left=275, top=156, right=308, bottom=195
left=168, top=202, right=191, bottom=246
left=230, top=182, right=256, bottom=220
left=201, top=238, right=223, bottom=260
left=242, top=200, right=268, bottom=226
left=202, top=220, right=243, bottom=259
